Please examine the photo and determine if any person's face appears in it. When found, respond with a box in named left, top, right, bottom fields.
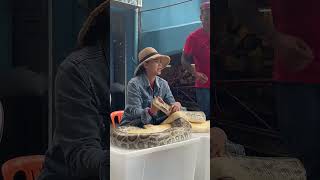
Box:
left=144, top=58, right=163, bottom=76
left=200, top=9, right=210, bottom=32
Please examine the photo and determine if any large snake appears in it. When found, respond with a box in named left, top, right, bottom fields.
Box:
left=110, top=98, right=207, bottom=149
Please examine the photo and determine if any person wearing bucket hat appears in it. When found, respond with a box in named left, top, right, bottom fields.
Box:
left=181, top=1, right=211, bottom=119
left=38, top=1, right=110, bottom=180
left=120, top=47, right=182, bottom=127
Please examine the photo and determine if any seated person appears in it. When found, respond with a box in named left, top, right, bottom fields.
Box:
left=120, top=47, right=181, bottom=127
left=38, top=1, right=110, bottom=180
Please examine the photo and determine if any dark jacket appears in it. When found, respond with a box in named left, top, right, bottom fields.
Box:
left=38, top=44, right=110, bottom=180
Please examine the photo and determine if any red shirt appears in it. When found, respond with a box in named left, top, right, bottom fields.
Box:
left=184, top=28, right=211, bottom=88
left=271, top=0, right=320, bottom=83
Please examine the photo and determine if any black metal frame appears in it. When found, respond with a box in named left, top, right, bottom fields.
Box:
left=0, top=100, right=4, bottom=143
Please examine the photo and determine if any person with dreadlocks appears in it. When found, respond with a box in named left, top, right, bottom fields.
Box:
left=38, top=1, right=110, bottom=180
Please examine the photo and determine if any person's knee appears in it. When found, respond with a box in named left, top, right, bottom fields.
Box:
left=211, top=127, right=227, bottom=158
left=211, top=127, right=227, bottom=141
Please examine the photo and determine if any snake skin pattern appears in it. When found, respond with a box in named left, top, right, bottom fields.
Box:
left=110, top=117, right=192, bottom=149
left=110, top=98, right=203, bottom=149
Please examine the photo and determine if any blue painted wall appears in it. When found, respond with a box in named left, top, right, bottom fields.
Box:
left=140, top=0, right=205, bottom=56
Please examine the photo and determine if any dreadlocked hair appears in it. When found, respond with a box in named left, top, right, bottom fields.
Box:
left=77, top=0, right=110, bottom=48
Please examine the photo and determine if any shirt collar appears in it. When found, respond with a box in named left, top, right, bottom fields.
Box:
left=141, top=73, right=160, bottom=90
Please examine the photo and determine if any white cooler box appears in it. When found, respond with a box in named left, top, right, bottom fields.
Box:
left=192, top=133, right=210, bottom=180
left=110, top=137, right=200, bottom=180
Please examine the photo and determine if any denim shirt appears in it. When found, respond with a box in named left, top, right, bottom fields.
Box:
left=120, top=73, right=175, bottom=127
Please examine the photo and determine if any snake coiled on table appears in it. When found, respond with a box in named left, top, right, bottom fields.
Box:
left=110, top=98, right=208, bottom=149
left=110, top=117, right=192, bottom=149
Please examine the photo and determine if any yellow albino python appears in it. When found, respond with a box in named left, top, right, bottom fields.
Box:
left=110, top=98, right=209, bottom=149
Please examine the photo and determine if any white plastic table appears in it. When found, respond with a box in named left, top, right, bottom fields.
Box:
left=110, top=137, right=200, bottom=180
left=192, top=132, right=210, bottom=180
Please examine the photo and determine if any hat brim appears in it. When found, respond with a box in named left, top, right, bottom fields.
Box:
left=134, top=54, right=171, bottom=76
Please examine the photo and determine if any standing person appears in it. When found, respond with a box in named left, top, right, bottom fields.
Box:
left=120, top=47, right=182, bottom=127
left=228, top=0, right=320, bottom=179
left=181, top=1, right=211, bottom=119
left=38, top=1, right=110, bottom=179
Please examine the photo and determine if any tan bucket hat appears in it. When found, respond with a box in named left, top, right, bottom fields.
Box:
left=134, top=47, right=171, bottom=76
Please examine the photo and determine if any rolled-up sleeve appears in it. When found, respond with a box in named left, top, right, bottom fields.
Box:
left=54, top=62, right=108, bottom=178
left=123, top=81, right=153, bottom=125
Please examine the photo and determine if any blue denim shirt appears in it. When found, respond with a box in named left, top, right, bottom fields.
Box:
left=120, top=73, right=175, bottom=127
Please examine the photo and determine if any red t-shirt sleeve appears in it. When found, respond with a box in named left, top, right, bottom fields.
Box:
left=184, top=35, right=194, bottom=56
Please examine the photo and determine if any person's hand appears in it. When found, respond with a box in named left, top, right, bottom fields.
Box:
left=195, top=72, right=208, bottom=84
left=272, top=32, right=314, bottom=72
left=170, top=102, right=181, bottom=114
